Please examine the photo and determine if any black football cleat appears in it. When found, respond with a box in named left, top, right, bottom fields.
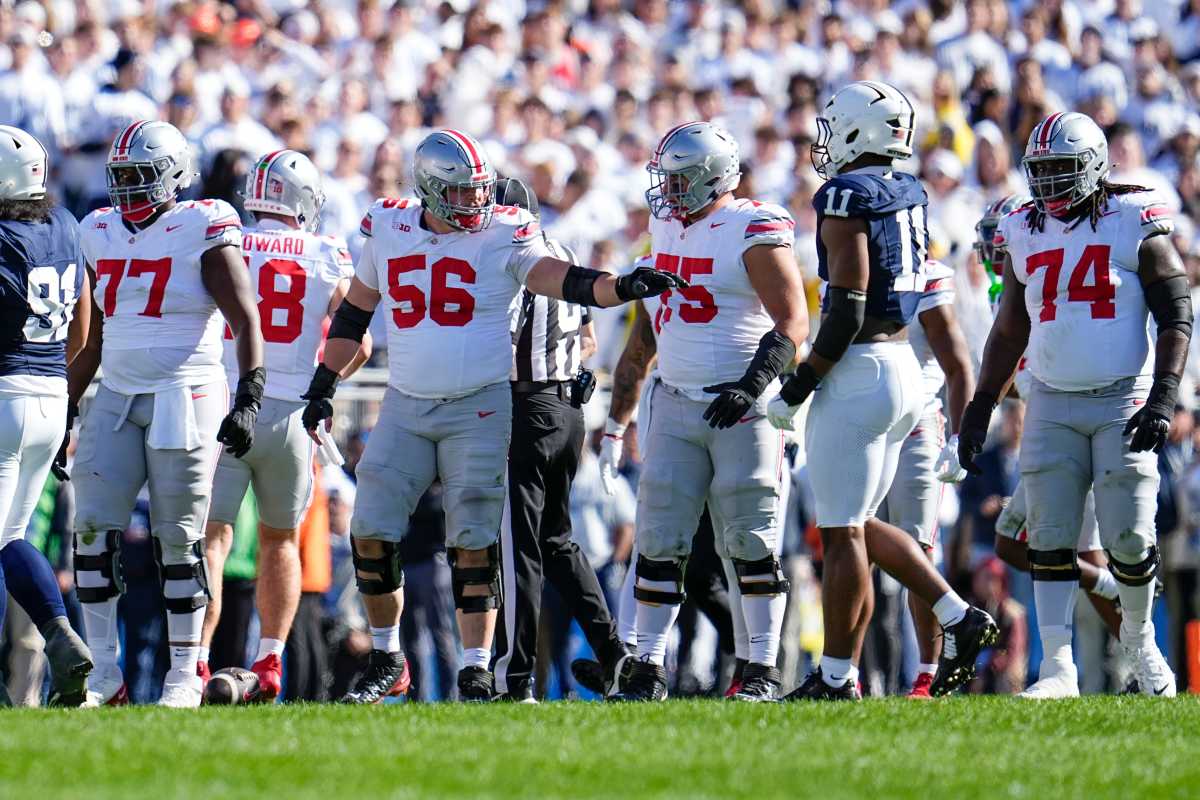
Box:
left=457, top=666, right=495, bottom=702
left=732, top=663, right=781, bottom=702
left=339, top=649, right=411, bottom=704
left=781, top=668, right=860, bottom=702
left=608, top=659, right=668, bottom=702
left=931, top=606, right=1000, bottom=697
left=571, top=650, right=635, bottom=697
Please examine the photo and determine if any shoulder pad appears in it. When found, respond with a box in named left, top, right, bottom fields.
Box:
left=1124, top=191, right=1174, bottom=236
left=491, top=206, right=540, bottom=243
left=813, top=174, right=879, bottom=218
left=360, top=197, right=414, bottom=238
left=742, top=201, right=795, bottom=239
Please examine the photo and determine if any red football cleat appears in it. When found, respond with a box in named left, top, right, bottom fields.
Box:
left=908, top=672, right=934, bottom=699
left=250, top=654, right=283, bottom=703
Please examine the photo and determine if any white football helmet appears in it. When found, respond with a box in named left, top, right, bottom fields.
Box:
left=0, top=125, right=48, bottom=201
left=106, top=120, right=197, bottom=223
left=242, top=149, right=325, bottom=231
left=645, top=121, right=741, bottom=220
left=812, top=81, right=916, bottom=179
left=413, top=129, right=496, bottom=232
left=1023, top=112, right=1109, bottom=217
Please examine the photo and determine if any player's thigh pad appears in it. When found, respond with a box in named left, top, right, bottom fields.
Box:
left=635, top=383, right=712, bottom=561
left=709, top=406, right=781, bottom=562
left=995, top=479, right=1027, bottom=541
left=73, top=385, right=149, bottom=535
left=1020, top=381, right=1091, bottom=551
left=435, top=383, right=512, bottom=551
left=1088, top=379, right=1159, bottom=558
left=247, top=399, right=314, bottom=530
left=881, top=409, right=943, bottom=546
left=351, top=388, right=438, bottom=542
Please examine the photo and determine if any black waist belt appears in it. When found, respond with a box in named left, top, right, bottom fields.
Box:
left=511, top=380, right=570, bottom=396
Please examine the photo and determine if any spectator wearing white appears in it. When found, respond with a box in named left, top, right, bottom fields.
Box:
left=197, top=82, right=282, bottom=173
left=1071, top=26, right=1130, bottom=112
left=1174, top=0, right=1200, bottom=63
left=1123, top=63, right=1190, bottom=158
left=935, top=0, right=1011, bottom=94
left=1102, top=0, right=1148, bottom=64
left=923, top=149, right=978, bottom=266
left=968, top=121, right=1028, bottom=204
left=0, top=29, right=66, bottom=156
left=1108, top=122, right=1184, bottom=210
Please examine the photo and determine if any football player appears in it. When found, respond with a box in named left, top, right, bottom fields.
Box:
left=300, top=129, right=683, bottom=702
left=874, top=258, right=976, bottom=698
left=962, top=112, right=1187, bottom=697
left=198, top=150, right=372, bottom=702
left=594, top=121, right=807, bottom=702
left=70, top=120, right=265, bottom=707
left=0, top=125, right=94, bottom=706
left=768, top=82, right=998, bottom=700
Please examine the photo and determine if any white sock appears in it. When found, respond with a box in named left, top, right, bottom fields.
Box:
left=166, top=607, right=204, bottom=678
left=462, top=647, right=491, bottom=670
left=369, top=625, right=401, bottom=653
left=742, top=592, right=786, bottom=666
left=1033, top=578, right=1079, bottom=630
left=80, top=597, right=121, bottom=673
left=198, top=646, right=210, bottom=665
left=820, top=655, right=854, bottom=687
left=917, top=662, right=938, bottom=677
left=635, top=583, right=682, bottom=666
left=1089, top=568, right=1119, bottom=600
left=1039, top=626, right=1075, bottom=677
left=618, top=563, right=637, bottom=649
left=255, top=637, right=286, bottom=662
left=932, top=592, right=969, bottom=627
left=1116, top=581, right=1156, bottom=646
left=722, top=560, right=750, bottom=661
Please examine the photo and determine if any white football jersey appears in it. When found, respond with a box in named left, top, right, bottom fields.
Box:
left=221, top=219, right=354, bottom=401
left=909, top=260, right=955, bottom=413
left=80, top=199, right=242, bottom=394
left=355, top=199, right=552, bottom=399
left=995, top=191, right=1172, bottom=391
left=647, top=198, right=795, bottom=400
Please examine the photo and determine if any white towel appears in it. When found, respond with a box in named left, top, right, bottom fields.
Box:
left=147, top=387, right=203, bottom=451
left=316, top=426, right=345, bottom=467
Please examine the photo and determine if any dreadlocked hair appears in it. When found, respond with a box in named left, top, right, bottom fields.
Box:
left=1026, top=180, right=1152, bottom=233
left=0, top=195, right=55, bottom=223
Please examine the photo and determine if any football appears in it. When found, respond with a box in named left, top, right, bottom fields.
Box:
left=202, top=667, right=261, bottom=706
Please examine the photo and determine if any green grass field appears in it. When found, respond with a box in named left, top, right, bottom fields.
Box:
left=3, top=697, right=1199, bottom=799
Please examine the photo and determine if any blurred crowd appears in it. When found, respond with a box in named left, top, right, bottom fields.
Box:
left=4, top=0, right=1200, bottom=699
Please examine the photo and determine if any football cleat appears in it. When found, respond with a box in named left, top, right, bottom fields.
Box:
left=732, top=663, right=781, bottom=702
left=1125, top=640, right=1176, bottom=697
left=457, top=666, right=495, bottom=702
left=159, top=672, right=204, bottom=708
left=931, top=607, right=999, bottom=696
left=339, top=649, right=411, bottom=704
left=725, top=657, right=748, bottom=699
left=907, top=672, right=934, bottom=700
left=1019, top=658, right=1079, bottom=699
left=493, top=692, right=539, bottom=704
left=203, top=667, right=261, bottom=705
left=83, top=665, right=128, bottom=707
left=251, top=653, right=283, bottom=703
left=571, top=651, right=635, bottom=697
left=781, top=668, right=861, bottom=702
left=42, top=619, right=93, bottom=707
left=608, top=659, right=668, bottom=702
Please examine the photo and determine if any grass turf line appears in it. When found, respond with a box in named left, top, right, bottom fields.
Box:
left=2, top=697, right=1198, bottom=800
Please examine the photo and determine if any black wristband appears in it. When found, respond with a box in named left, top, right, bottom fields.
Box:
left=561, top=265, right=602, bottom=306
left=66, top=399, right=79, bottom=426
left=780, top=363, right=820, bottom=406
left=303, top=363, right=340, bottom=401
left=739, top=331, right=797, bottom=398
left=233, top=367, right=266, bottom=412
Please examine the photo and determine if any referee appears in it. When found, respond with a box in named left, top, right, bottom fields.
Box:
left=492, top=178, right=630, bottom=701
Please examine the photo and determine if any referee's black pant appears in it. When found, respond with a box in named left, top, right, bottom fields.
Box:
left=494, top=382, right=624, bottom=699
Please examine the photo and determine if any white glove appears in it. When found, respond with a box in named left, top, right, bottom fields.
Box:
left=766, top=395, right=801, bottom=431
left=936, top=435, right=968, bottom=483
left=598, top=420, right=626, bottom=496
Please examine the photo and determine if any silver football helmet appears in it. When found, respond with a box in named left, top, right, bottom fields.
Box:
left=413, top=129, right=496, bottom=232
left=242, top=149, right=325, bottom=231
left=1022, top=112, right=1109, bottom=217
left=107, top=120, right=197, bottom=223
left=812, top=81, right=915, bottom=179
left=0, top=125, right=48, bottom=201
left=974, top=193, right=1032, bottom=265
left=645, top=121, right=740, bottom=221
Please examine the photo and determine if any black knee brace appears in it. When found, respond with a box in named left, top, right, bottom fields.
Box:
left=156, top=539, right=211, bottom=614
left=1028, top=548, right=1081, bottom=582
left=351, top=537, right=404, bottom=595
left=732, top=556, right=791, bottom=595
left=633, top=555, right=686, bottom=605
left=1107, top=546, right=1160, bottom=587
left=74, top=529, right=125, bottom=603
left=449, top=544, right=501, bottom=613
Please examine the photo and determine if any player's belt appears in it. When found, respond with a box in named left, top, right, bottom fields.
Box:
left=511, top=380, right=571, bottom=400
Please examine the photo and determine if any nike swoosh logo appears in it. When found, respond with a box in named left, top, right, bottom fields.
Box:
left=191, top=393, right=206, bottom=400
left=165, top=225, right=183, bottom=233
left=478, top=411, right=496, bottom=419
left=738, top=415, right=760, bottom=424
left=710, top=222, right=726, bottom=228
left=1154, top=684, right=1169, bottom=695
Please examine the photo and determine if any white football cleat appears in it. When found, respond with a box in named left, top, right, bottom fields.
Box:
left=1126, top=641, right=1176, bottom=697
left=1019, top=658, right=1079, bottom=699
left=83, top=665, right=128, bottom=707
left=159, top=671, right=204, bottom=708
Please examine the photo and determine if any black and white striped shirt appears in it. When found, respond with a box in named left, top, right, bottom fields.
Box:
left=510, top=237, right=590, bottom=382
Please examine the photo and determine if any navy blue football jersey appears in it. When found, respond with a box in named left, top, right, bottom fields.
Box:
left=813, top=169, right=929, bottom=325
left=0, top=205, right=84, bottom=379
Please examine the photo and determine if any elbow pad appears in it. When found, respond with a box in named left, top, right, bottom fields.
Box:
left=1144, top=275, right=1193, bottom=340
left=812, top=287, right=866, bottom=362
left=739, top=330, right=798, bottom=397
left=328, top=300, right=374, bottom=343
left=561, top=265, right=603, bottom=306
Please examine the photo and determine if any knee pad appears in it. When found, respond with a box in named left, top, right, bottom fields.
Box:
left=449, top=543, right=501, bottom=613
left=633, top=555, right=686, bottom=606
left=155, top=538, right=210, bottom=614
left=1106, top=545, right=1160, bottom=587
left=1027, top=548, right=1081, bottom=582
left=732, top=556, right=791, bottom=596
left=351, top=537, right=404, bottom=595
left=74, top=529, right=125, bottom=603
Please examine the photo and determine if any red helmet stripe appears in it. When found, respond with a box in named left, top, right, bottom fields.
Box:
left=442, top=129, right=485, bottom=178
left=253, top=150, right=288, bottom=201
left=1038, top=112, right=1064, bottom=150
left=115, top=120, right=150, bottom=156
left=651, top=122, right=695, bottom=167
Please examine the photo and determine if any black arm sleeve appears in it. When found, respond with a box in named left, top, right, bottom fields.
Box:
left=811, top=286, right=866, bottom=362
left=1144, top=275, right=1193, bottom=341
left=737, top=330, right=797, bottom=396
left=328, top=299, right=374, bottom=343
left=561, top=265, right=604, bottom=306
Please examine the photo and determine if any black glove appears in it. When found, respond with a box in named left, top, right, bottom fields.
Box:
left=778, top=363, right=821, bottom=407
left=614, top=266, right=688, bottom=301
left=1124, top=374, right=1178, bottom=453
left=702, top=383, right=756, bottom=429
left=51, top=400, right=79, bottom=482
left=958, top=392, right=996, bottom=476
left=217, top=367, right=266, bottom=458
left=301, top=364, right=339, bottom=435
